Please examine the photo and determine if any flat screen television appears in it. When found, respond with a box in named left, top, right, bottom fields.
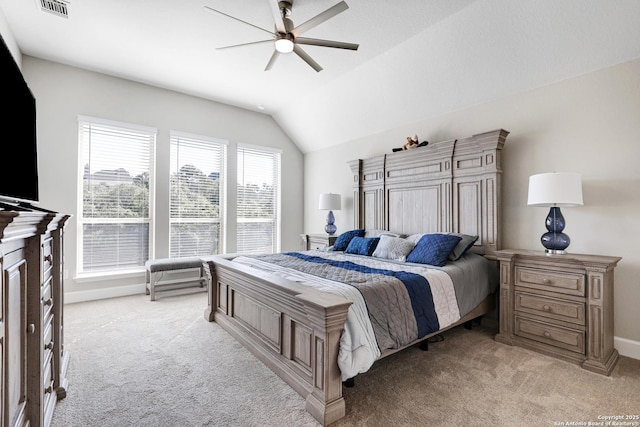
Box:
left=0, top=33, right=39, bottom=206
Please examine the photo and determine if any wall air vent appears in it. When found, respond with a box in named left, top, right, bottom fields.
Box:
left=40, top=0, right=69, bottom=18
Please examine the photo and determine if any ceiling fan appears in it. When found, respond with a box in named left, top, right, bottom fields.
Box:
left=204, top=0, right=359, bottom=72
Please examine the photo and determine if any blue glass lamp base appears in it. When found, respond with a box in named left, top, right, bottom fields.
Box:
left=541, top=206, right=570, bottom=255
left=325, top=210, right=337, bottom=235
left=541, top=232, right=570, bottom=254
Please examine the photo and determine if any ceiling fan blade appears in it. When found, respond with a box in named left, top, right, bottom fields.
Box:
left=293, top=45, right=323, bottom=72
left=295, top=37, right=358, bottom=50
left=268, top=0, right=287, bottom=33
left=204, top=6, right=274, bottom=36
left=291, top=1, right=349, bottom=36
left=217, top=40, right=273, bottom=50
left=265, top=50, right=280, bottom=71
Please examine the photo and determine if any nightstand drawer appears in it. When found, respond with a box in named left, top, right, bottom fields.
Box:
left=302, top=234, right=337, bottom=251
left=515, top=266, right=585, bottom=296
left=515, top=316, right=585, bottom=354
left=515, top=291, right=585, bottom=326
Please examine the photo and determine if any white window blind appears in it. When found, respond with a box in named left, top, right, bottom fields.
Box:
left=237, top=144, right=281, bottom=254
left=170, top=132, right=227, bottom=257
left=78, top=117, right=155, bottom=273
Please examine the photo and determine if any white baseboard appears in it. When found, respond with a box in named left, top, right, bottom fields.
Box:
left=65, top=283, right=145, bottom=304
left=64, top=280, right=205, bottom=304
left=615, top=336, right=640, bottom=361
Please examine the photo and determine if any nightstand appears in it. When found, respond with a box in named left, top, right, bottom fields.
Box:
left=494, top=249, right=621, bottom=375
left=301, top=233, right=337, bottom=250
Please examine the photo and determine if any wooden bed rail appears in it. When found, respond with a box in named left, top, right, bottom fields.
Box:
left=202, top=255, right=352, bottom=425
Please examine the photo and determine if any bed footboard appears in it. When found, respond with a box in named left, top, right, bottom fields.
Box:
left=202, top=256, right=352, bottom=426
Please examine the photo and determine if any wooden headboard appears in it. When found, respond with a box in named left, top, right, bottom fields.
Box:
left=348, top=129, right=509, bottom=259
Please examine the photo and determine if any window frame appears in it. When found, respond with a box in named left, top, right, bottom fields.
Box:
left=76, top=115, right=156, bottom=277
left=236, top=142, right=282, bottom=255
left=169, top=130, right=228, bottom=257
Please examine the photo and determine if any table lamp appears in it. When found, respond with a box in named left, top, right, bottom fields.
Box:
left=527, top=172, right=583, bottom=254
left=318, top=193, right=341, bottom=235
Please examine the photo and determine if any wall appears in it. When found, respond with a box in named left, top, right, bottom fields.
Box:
left=304, top=58, right=640, bottom=352
left=20, top=57, right=303, bottom=302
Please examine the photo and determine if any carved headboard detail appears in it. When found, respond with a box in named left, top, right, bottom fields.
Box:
left=348, top=129, right=509, bottom=259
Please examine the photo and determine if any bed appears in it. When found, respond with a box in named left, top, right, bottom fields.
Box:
left=203, top=129, right=509, bottom=425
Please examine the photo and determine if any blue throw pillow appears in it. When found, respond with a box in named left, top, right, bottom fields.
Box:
left=345, top=237, right=380, bottom=256
left=332, top=229, right=365, bottom=251
left=406, top=233, right=462, bottom=266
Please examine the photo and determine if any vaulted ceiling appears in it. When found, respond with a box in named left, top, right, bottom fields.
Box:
left=1, top=0, right=639, bottom=153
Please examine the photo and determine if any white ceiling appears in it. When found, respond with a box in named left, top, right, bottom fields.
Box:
left=1, top=0, right=640, bottom=153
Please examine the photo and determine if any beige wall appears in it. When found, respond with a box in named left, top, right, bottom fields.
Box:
left=21, top=57, right=304, bottom=301
left=304, top=58, right=640, bottom=344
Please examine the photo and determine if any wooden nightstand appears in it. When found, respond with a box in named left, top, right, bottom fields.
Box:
left=494, top=249, right=621, bottom=375
left=301, top=233, right=337, bottom=250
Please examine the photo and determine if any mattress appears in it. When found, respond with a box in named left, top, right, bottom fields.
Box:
left=233, top=250, right=498, bottom=380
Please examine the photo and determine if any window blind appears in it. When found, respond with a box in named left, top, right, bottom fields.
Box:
left=78, top=117, right=155, bottom=273
left=237, top=144, right=281, bottom=254
left=170, top=132, right=227, bottom=257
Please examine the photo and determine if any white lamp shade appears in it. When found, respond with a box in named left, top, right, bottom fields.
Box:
left=318, top=193, right=341, bottom=210
left=527, top=172, right=584, bottom=207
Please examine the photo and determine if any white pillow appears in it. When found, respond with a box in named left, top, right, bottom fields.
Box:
left=406, top=233, right=426, bottom=245
left=372, top=235, right=416, bottom=262
left=365, top=229, right=403, bottom=238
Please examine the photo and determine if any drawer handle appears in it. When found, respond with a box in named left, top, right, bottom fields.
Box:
left=44, top=254, right=53, bottom=263
left=543, top=331, right=551, bottom=338
left=44, top=386, right=53, bottom=394
left=44, top=298, right=53, bottom=306
left=27, top=324, right=36, bottom=334
left=542, top=278, right=552, bottom=284
left=542, top=305, right=551, bottom=311
left=44, top=342, right=54, bottom=350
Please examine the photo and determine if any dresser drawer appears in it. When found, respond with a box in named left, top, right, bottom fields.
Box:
left=42, top=278, right=54, bottom=320
left=43, top=317, right=54, bottom=355
left=515, top=266, right=585, bottom=296
left=515, top=316, right=585, bottom=354
left=42, top=236, right=54, bottom=282
left=43, top=349, right=54, bottom=388
left=515, top=291, right=585, bottom=326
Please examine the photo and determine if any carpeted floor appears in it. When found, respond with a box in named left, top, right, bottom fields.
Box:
left=52, top=290, right=640, bottom=427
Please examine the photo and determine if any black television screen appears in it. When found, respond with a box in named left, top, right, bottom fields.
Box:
left=0, top=33, right=39, bottom=205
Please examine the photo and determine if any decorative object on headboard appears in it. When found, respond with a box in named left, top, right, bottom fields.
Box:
left=527, top=172, right=583, bottom=254
left=318, top=193, right=341, bottom=235
left=392, top=134, right=429, bottom=152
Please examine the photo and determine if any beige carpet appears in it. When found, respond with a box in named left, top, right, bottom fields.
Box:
left=52, top=290, right=640, bottom=427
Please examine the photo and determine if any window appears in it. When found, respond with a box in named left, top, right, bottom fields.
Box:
left=78, top=116, right=155, bottom=274
left=170, top=132, right=227, bottom=257
left=236, top=144, right=281, bottom=254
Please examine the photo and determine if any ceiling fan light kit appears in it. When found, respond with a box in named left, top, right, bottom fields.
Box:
left=274, top=34, right=294, bottom=53
left=205, top=0, right=359, bottom=72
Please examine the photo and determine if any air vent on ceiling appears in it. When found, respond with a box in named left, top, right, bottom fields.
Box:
left=40, top=0, right=69, bottom=18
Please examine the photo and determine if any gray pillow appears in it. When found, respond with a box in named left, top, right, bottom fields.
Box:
left=446, top=233, right=479, bottom=260
left=372, top=235, right=416, bottom=262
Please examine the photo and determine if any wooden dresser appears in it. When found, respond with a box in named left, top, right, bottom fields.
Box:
left=494, top=249, right=621, bottom=375
left=0, top=209, right=70, bottom=427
